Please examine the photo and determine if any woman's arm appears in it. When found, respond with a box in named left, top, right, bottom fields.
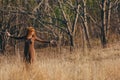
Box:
left=6, top=32, right=26, bottom=40
left=35, top=37, right=57, bottom=46
left=10, top=35, right=26, bottom=39
left=35, top=37, right=50, bottom=43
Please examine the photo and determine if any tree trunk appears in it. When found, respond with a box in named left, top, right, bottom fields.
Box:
left=117, top=3, right=120, bottom=27
left=106, top=0, right=111, bottom=39
left=69, top=34, right=74, bottom=46
left=101, top=0, right=107, bottom=47
left=83, top=0, right=90, bottom=38
left=83, top=0, right=91, bottom=48
left=82, top=21, right=91, bottom=48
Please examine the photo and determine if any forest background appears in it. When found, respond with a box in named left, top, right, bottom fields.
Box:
left=0, top=0, right=120, bottom=80
left=0, top=0, right=119, bottom=52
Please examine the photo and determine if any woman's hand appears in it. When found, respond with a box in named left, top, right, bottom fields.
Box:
left=50, top=40, right=57, bottom=46
left=6, top=32, right=11, bottom=37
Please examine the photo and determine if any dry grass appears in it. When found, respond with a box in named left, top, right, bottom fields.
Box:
left=0, top=42, right=120, bottom=80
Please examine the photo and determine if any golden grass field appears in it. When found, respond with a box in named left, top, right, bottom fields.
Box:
left=0, top=42, right=120, bottom=80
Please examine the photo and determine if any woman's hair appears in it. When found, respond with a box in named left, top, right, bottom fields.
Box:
left=26, top=27, right=36, bottom=39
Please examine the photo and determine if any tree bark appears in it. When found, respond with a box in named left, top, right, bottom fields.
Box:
left=83, top=0, right=91, bottom=48
left=101, top=0, right=107, bottom=48
left=106, top=0, right=111, bottom=39
left=58, top=0, right=73, bottom=47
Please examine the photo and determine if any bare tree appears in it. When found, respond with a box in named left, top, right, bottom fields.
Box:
left=100, top=0, right=107, bottom=47
left=57, top=0, right=80, bottom=47
left=82, top=0, right=91, bottom=48
left=106, top=0, right=112, bottom=39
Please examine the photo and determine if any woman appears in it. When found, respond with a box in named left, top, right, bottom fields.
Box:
left=7, top=27, right=55, bottom=63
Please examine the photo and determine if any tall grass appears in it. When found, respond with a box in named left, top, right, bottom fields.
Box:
left=0, top=43, right=120, bottom=80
